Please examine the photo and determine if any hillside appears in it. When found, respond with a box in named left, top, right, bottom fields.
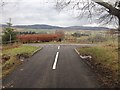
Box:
left=1, top=24, right=109, bottom=30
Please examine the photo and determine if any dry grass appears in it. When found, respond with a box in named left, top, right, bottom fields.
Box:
left=2, top=44, right=40, bottom=78
left=77, top=42, right=119, bottom=87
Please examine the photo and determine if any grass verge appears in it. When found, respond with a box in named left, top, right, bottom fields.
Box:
left=77, top=43, right=119, bottom=87
left=2, top=44, right=40, bottom=78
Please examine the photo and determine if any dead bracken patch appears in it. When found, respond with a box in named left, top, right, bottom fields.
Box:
left=2, top=54, right=10, bottom=63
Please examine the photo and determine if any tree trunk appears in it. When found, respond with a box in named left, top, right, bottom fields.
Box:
left=118, top=16, right=120, bottom=31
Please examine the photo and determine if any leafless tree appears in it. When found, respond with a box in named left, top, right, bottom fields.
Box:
left=55, top=30, right=65, bottom=41
left=56, top=0, right=120, bottom=31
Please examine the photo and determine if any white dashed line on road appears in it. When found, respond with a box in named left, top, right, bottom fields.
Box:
left=58, top=46, right=60, bottom=50
left=52, top=52, right=59, bottom=70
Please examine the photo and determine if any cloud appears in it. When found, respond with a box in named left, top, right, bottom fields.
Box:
left=1, top=0, right=116, bottom=28
left=83, top=23, right=117, bottom=28
left=1, top=0, right=86, bottom=26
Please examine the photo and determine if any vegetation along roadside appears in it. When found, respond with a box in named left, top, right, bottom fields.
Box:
left=1, top=44, right=41, bottom=78
left=77, top=43, right=119, bottom=87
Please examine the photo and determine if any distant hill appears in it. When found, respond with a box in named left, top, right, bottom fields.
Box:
left=65, top=26, right=109, bottom=30
left=1, top=24, right=109, bottom=30
left=0, top=24, right=7, bottom=27
left=13, top=24, right=63, bottom=29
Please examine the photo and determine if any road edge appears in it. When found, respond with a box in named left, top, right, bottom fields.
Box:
left=74, top=48, right=92, bottom=67
left=31, top=47, right=43, bottom=56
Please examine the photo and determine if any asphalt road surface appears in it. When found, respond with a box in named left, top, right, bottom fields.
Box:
left=3, top=44, right=100, bottom=88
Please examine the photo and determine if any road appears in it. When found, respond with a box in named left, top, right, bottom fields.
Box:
left=3, top=44, right=100, bottom=88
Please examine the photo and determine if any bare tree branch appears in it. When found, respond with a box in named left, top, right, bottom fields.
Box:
left=93, top=0, right=120, bottom=17
left=56, top=0, right=120, bottom=30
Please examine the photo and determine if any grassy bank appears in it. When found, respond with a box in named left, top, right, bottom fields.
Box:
left=77, top=43, right=119, bottom=87
left=2, top=44, right=40, bottom=78
left=3, top=45, right=40, bottom=56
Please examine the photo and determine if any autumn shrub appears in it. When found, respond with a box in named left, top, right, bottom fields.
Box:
left=17, top=34, right=63, bottom=43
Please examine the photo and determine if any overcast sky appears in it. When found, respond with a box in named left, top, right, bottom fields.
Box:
left=0, top=0, right=118, bottom=28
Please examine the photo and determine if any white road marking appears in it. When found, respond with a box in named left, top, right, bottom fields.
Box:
left=58, top=46, right=60, bottom=50
left=74, top=48, right=80, bottom=55
left=80, top=55, right=92, bottom=59
left=10, top=85, right=14, bottom=88
left=52, top=52, right=59, bottom=70
left=74, top=48, right=92, bottom=59
left=20, top=68, right=24, bottom=71
left=2, top=86, right=5, bottom=88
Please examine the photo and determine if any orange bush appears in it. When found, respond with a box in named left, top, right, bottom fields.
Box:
left=17, top=34, right=62, bottom=43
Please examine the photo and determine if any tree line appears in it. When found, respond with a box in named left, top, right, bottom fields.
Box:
left=2, top=21, right=65, bottom=44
